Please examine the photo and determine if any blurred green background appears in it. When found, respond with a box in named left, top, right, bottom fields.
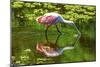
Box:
left=11, top=1, right=96, bottom=66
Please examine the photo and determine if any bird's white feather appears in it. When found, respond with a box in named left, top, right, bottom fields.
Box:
left=44, top=12, right=61, bottom=17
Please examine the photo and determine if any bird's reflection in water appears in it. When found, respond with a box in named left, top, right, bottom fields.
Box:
left=36, top=34, right=74, bottom=57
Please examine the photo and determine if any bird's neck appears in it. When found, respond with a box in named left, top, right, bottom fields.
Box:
left=59, top=46, right=74, bottom=55
left=63, top=20, right=73, bottom=24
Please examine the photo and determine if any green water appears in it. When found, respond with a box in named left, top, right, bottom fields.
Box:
left=11, top=23, right=96, bottom=66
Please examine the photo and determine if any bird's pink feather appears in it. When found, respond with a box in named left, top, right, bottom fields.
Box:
left=37, top=16, right=57, bottom=25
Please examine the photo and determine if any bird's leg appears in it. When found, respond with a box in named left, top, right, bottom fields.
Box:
left=55, top=25, right=62, bottom=34
left=55, top=34, right=61, bottom=45
left=45, top=25, right=48, bottom=34
left=45, top=25, right=50, bottom=43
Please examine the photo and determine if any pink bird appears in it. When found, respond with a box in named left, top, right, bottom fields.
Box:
left=36, top=12, right=81, bottom=36
left=36, top=42, right=74, bottom=57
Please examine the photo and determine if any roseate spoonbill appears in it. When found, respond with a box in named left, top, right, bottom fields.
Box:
left=36, top=12, right=81, bottom=36
left=36, top=34, right=74, bottom=57
left=36, top=43, right=74, bottom=57
left=36, top=34, right=60, bottom=57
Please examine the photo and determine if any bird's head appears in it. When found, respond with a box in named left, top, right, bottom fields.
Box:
left=36, top=16, right=43, bottom=23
